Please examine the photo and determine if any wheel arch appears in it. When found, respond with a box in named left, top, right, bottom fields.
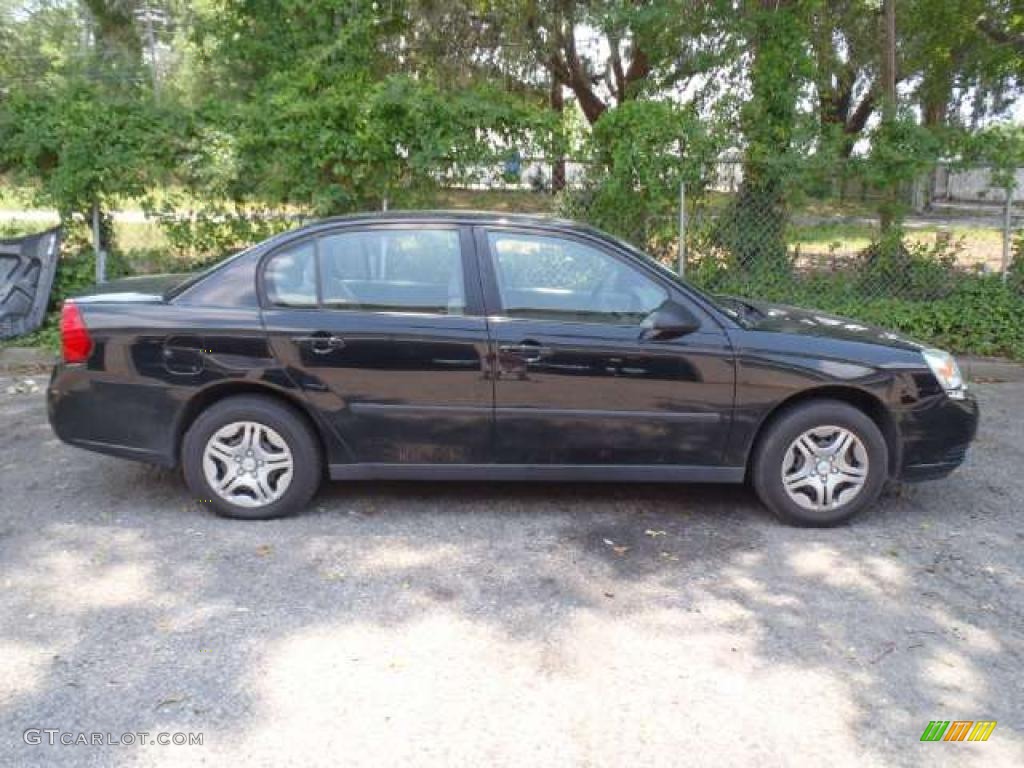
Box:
left=744, top=386, right=901, bottom=481
left=173, top=381, right=329, bottom=472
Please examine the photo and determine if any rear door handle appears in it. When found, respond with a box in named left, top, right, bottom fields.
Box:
left=499, top=341, right=552, bottom=362
left=292, top=334, right=346, bottom=354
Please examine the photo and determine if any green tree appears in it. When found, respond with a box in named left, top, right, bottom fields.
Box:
left=1, top=77, right=180, bottom=231
left=0, top=1, right=182, bottom=259
left=189, top=0, right=552, bottom=212
left=715, top=0, right=818, bottom=275
left=810, top=1, right=881, bottom=158
left=564, top=99, right=717, bottom=248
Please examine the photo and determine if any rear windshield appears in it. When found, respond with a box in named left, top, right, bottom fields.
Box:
left=165, top=247, right=251, bottom=299
left=170, top=247, right=260, bottom=307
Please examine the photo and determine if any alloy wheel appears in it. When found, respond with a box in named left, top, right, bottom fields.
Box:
left=780, top=425, right=869, bottom=512
left=202, top=421, right=294, bottom=508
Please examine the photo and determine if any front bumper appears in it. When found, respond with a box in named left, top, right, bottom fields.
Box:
left=897, top=390, right=979, bottom=482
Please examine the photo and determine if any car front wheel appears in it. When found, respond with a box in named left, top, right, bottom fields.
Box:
left=182, top=395, right=322, bottom=520
left=752, top=400, right=888, bottom=526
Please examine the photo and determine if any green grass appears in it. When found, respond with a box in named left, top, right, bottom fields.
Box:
left=788, top=221, right=875, bottom=252
left=1, top=215, right=167, bottom=246
left=0, top=315, right=60, bottom=352
left=1, top=219, right=44, bottom=238
left=0, top=178, right=40, bottom=210
left=115, top=221, right=169, bottom=250
left=788, top=221, right=1005, bottom=268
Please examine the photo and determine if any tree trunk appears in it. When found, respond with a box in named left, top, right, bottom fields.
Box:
left=920, top=83, right=951, bottom=211
left=550, top=77, right=565, bottom=193
left=728, top=0, right=803, bottom=275
left=876, top=0, right=901, bottom=258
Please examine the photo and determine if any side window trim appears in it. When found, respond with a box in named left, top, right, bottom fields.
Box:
left=263, top=238, right=319, bottom=309
left=313, top=235, right=324, bottom=307
left=472, top=225, right=502, bottom=317
left=259, top=223, right=484, bottom=316
left=474, top=225, right=670, bottom=327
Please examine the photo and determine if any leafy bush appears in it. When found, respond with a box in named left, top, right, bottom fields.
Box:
left=1010, top=231, right=1024, bottom=296
left=690, top=265, right=1024, bottom=360
left=853, top=234, right=963, bottom=300
left=147, top=201, right=301, bottom=268
left=0, top=77, right=179, bottom=219
left=852, top=282, right=1024, bottom=359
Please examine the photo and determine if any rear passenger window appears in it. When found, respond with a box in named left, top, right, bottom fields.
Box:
left=264, top=241, right=317, bottom=307
left=318, top=229, right=464, bottom=315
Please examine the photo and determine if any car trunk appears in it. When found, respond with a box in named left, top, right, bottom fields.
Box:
left=73, top=273, right=194, bottom=304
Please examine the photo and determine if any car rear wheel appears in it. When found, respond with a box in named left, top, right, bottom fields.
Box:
left=182, top=395, right=322, bottom=520
left=752, top=400, right=888, bottom=526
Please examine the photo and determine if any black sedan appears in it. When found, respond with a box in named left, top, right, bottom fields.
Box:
left=47, top=212, right=978, bottom=526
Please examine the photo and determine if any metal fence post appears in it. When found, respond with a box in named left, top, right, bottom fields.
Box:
left=1003, top=185, right=1013, bottom=283
left=92, top=200, right=106, bottom=284
left=678, top=179, right=687, bottom=277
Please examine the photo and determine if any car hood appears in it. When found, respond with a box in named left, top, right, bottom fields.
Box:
left=1, top=227, right=61, bottom=339
left=73, top=273, right=194, bottom=303
left=733, top=298, right=926, bottom=353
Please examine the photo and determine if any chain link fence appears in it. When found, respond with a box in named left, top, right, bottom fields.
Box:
left=539, top=158, right=1023, bottom=323
left=444, top=158, right=1019, bottom=272
left=134, top=156, right=1021, bottom=331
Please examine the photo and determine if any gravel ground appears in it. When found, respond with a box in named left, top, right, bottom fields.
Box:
left=1, top=377, right=1021, bottom=767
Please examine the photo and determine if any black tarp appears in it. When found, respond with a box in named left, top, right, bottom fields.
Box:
left=0, top=227, right=61, bottom=339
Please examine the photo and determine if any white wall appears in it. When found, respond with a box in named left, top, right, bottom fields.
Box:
left=937, top=167, right=1024, bottom=203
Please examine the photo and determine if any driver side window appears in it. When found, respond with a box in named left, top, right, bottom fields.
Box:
left=487, top=231, right=666, bottom=324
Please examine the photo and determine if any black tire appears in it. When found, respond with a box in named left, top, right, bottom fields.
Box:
left=182, top=395, right=322, bottom=520
left=751, top=399, right=888, bottom=527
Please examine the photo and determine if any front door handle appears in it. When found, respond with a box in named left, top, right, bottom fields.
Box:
left=499, top=341, right=552, bottom=362
left=292, top=334, right=346, bottom=354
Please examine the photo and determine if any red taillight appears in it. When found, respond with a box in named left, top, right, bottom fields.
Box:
left=60, top=301, right=93, bottom=363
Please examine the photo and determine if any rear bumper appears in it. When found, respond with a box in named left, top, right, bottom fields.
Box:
left=47, top=364, right=179, bottom=467
left=897, top=391, right=979, bottom=482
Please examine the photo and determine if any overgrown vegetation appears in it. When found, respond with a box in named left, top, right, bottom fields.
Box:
left=1, top=1, right=1022, bottom=357
left=697, top=268, right=1024, bottom=360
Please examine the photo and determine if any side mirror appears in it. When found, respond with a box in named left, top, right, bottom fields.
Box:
left=640, top=301, right=700, bottom=340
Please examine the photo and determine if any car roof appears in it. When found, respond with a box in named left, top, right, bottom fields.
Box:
left=297, top=209, right=596, bottom=235
left=250, top=209, right=614, bottom=258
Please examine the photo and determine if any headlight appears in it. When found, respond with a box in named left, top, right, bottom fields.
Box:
left=922, top=348, right=966, bottom=399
